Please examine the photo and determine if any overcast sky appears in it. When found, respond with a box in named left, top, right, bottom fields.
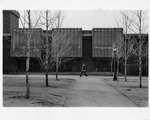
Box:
left=18, top=10, right=148, bottom=33
left=62, top=10, right=120, bottom=29
left=19, top=10, right=122, bottom=29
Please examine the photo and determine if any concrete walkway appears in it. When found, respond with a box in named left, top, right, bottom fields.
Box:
left=62, top=76, right=137, bottom=107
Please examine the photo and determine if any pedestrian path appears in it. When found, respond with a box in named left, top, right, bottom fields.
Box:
left=63, top=76, right=137, bottom=107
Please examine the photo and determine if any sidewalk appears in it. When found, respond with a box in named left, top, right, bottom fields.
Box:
left=61, top=76, right=137, bottom=107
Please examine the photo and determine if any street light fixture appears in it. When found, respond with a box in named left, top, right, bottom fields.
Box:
left=113, top=45, right=117, bottom=81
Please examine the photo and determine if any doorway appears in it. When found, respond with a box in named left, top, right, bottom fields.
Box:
left=82, top=36, right=94, bottom=72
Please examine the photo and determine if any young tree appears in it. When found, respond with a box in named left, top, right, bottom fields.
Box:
left=131, top=10, right=148, bottom=88
left=115, top=11, right=135, bottom=82
left=11, top=10, right=42, bottom=98
left=22, top=10, right=43, bottom=98
left=52, top=11, right=72, bottom=80
left=115, top=32, right=136, bottom=79
left=38, top=10, right=58, bottom=86
left=52, top=28, right=72, bottom=80
left=114, top=31, right=123, bottom=77
left=38, top=10, right=72, bottom=84
left=25, top=10, right=31, bottom=99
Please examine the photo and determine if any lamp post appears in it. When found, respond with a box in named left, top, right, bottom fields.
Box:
left=113, top=45, right=117, bottom=81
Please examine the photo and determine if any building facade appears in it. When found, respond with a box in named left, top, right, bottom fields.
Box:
left=3, top=10, right=148, bottom=75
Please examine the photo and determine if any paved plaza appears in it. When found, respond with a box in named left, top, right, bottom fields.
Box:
left=61, top=76, right=137, bottom=107
left=3, top=75, right=140, bottom=107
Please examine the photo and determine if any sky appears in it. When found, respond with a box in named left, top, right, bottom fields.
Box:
left=62, top=10, right=120, bottom=29
left=19, top=10, right=120, bottom=29
left=18, top=10, right=148, bottom=33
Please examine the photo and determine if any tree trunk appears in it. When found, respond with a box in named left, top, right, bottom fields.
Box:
left=56, top=61, right=58, bottom=80
left=25, top=10, right=31, bottom=99
left=124, top=58, right=127, bottom=82
left=45, top=69, right=49, bottom=87
left=45, top=11, right=49, bottom=87
left=56, top=72, right=58, bottom=80
left=25, top=57, right=30, bottom=99
left=139, top=10, right=142, bottom=88
left=139, top=56, right=142, bottom=88
left=139, top=33, right=142, bottom=88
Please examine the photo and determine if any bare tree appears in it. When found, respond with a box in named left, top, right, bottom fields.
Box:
left=52, top=11, right=72, bottom=80
left=114, top=31, right=123, bottom=77
left=38, top=10, right=58, bottom=86
left=11, top=10, right=42, bottom=98
left=131, top=10, right=148, bottom=88
left=38, top=11, right=71, bottom=84
left=25, top=10, right=31, bottom=99
left=115, top=11, right=135, bottom=82
left=52, top=28, right=72, bottom=80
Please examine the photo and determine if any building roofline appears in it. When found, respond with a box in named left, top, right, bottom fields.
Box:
left=3, top=10, right=20, bottom=18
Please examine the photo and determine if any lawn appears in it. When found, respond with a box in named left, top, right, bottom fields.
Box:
left=3, top=75, right=76, bottom=107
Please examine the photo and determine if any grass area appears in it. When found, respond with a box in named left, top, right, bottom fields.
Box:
left=3, top=75, right=76, bottom=107
left=104, top=76, right=148, bottom=107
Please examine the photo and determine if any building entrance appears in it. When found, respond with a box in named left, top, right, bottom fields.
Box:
left=82, top=36, right=94, bottom=72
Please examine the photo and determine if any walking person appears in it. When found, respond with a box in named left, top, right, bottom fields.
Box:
left=80, top=63, right=87, bottom=77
